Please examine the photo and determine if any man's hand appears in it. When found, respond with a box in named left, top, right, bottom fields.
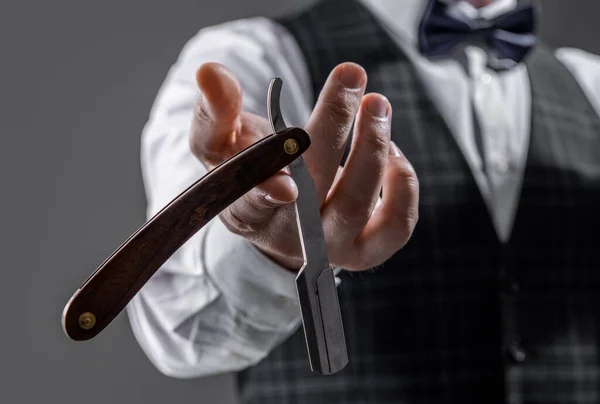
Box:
left=190, top=62, right=419, bottom=271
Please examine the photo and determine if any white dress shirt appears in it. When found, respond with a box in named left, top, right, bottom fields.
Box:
left=126, top=0, right=600, bottom=378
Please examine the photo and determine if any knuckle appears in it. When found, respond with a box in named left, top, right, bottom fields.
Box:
left=220, top=208, right=248, bottom=235
left=392, top=159, right=420, bottom=190
left=384, top=189, right=419, bottom=244
left=241, top=191, right=279, bottom=214
left=389, top=211, right=418, bottom=245
left=363, top=129, right=389, bottom=154
left=320, top=97, right=357, bottom=123
left=399, top=159, right=419, bottom=181
left=333, top=200, right=372, bottom=230
left=194, top=96, right=213, bottom=124
left=189, top=98, right=218, bottom=158
left=405, top=175, right=420, bottom=199
left=242, top=191, right=266, bottom=211
left=221, top=204, right=260, bottom=235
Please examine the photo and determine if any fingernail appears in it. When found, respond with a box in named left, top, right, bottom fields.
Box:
left=366, top=94, right=390, bottom=118
left=263, top=175, right=297, bottom=205
left=264, top=194, right=287, bottom=205
left=390, top=141, right=402, bottom=157
left=339, top=63, right=365, bottom=89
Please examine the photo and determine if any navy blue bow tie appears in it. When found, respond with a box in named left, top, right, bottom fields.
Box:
left=418, top=0, right=538, bottom=65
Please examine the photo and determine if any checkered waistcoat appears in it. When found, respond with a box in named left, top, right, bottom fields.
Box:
left=236, top=1, right=600, bottom=402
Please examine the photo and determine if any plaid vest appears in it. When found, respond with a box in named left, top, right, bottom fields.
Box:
left=237, top=1, right=600, bottom=402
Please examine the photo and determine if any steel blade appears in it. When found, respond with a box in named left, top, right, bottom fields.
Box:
left=289, top=157, right=330, bottom=276
left=290, top=156, right=347, bottom=374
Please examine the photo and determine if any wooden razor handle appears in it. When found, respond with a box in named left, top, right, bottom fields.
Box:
left=62, top=128, right=310, bottom=341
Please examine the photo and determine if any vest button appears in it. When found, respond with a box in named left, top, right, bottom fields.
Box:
left=507, top=339, right=527, bottom=363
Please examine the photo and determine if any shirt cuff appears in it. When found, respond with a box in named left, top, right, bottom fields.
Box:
left=203, top=218, right=301, bottom=331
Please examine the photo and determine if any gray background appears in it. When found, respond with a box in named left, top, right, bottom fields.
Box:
left=1, top=1, right=599, bottom=403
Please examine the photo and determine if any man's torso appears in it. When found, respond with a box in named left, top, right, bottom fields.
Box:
left=236, top=1, right=600, bottom=403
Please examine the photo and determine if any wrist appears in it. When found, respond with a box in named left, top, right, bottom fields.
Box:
left=204, top=219, right=301, bottom=328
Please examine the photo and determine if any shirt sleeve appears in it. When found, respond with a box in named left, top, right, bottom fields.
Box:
left=125, top=16, right=314, bottom=379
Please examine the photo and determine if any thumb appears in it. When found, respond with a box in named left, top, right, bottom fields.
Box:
left=190, top=62, right=244, bottom=167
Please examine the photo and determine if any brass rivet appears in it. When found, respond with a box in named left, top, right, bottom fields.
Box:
left=284, top=138, right=299, bottom=155
left=78, top=312, right=96, bottom=330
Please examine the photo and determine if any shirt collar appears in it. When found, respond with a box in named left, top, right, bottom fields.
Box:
left=356, top=0, right=518, bottom=47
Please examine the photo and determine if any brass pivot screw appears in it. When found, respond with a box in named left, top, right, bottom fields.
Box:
left=284, top=138, right=299, bottom=155
left=78, top=312, right=96, bottom=330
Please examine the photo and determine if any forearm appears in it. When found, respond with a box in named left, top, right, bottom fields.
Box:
left=126, top=219, right=302, bottom=378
